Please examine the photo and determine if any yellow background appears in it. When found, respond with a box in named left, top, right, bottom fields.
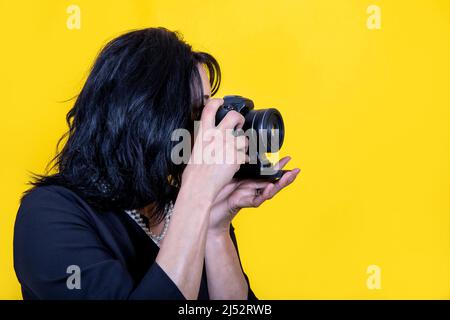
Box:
left=1, top=0, right=449, bottom=299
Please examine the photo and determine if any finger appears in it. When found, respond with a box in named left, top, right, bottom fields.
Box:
left=273, top=156, right=292, bottom=170
left=200, top=98, right=224, bottom=129
left=239, top=187, right=272, bottom=207
left=237, top=180, right=272, bottom=190
left=236, top=150, right=247, bottom=165
left=217, top=110, right=245, bottom=130
left=214, top=180, right=240, bottom=203
left=239, top=194, right=263, bottom=207
left=253, top=168, right=300, bottom=202
left=266, top=168, right=301, bottom=198
left=236, top=178, right=273, bottom=188
left=236, top=135, right=248, bottom=151
left=248, top=168, right=300, bottom=207
left=239, top=188, right=259, bottom=199
left=252, top=183, right=275, bottom=207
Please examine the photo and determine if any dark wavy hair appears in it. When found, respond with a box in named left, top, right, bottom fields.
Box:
left=22, top=27, right=221, bottom=225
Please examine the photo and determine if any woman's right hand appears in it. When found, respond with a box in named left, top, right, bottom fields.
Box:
left=158, top=98, right=247, bottom=300
left=181, top=98, right=248, bottom=201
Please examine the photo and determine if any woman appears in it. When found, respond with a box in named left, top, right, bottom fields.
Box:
left=13, top=27, right=300, bottom=300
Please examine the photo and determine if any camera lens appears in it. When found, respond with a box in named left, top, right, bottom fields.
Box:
left=246, top=108, right=284, bottom=153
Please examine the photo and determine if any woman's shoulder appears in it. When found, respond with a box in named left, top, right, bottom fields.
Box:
left=16, top=184, right=97, bottom=225
left=20, top=184, right=84, bottom=209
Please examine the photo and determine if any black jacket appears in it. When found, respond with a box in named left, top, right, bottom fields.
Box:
left=13, top=184, right=257, bottom=300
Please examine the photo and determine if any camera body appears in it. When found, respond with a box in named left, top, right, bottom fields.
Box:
left=215, top=95, right=285, bottom=180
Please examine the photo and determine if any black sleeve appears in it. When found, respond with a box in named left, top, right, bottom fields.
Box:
left=13, top=187, right=185, bottom=300
left=229, top=223, right=259, bottom=300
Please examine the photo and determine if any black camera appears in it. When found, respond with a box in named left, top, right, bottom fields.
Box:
left=215, top=95, right=286, bottom=180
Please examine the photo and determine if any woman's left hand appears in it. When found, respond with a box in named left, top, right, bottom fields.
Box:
left=208, top=156, right=301, bottom=236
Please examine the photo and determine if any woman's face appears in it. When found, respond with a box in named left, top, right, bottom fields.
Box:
left=198, top=64, right=212, bottom=108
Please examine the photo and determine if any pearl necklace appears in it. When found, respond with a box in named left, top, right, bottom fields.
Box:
left=125, top=202, right=174, bottom=247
